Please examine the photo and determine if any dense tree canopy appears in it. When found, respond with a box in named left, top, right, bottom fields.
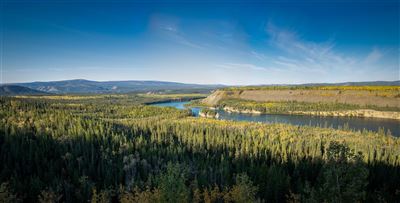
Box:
left=0, top=96, right=399, bottom=202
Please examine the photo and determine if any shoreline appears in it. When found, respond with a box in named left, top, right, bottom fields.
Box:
left=222, top=106, right=400, bottom=120
left=144, top=97, right=204, bottom=105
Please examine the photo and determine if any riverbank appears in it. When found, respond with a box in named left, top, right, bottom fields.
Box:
left=222, top=106, right=400, bottom=120
left=203, top=88, right=400, bottom=108
left=143, top=96, right=205, bottom=105
left=198, top=108, right=219, bottom=118
left=290, top=109, right=400, bottom=120
left=201, top=87, right=400, bottom=120
left=150, top=100, right=400, bottom=136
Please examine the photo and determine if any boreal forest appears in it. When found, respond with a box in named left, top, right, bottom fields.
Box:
left=0, top=94, right=399, bottom=202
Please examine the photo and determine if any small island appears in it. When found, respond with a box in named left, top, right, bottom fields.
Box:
left=199, top=108, right=219, bottom=118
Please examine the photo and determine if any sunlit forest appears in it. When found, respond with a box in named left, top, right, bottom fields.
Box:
left=0, top=95, right=399, bottom=202
left=2, top=0, right=400, bottom=202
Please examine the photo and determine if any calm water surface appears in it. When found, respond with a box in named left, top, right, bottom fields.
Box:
left=150, top=101, right=400, bottom=137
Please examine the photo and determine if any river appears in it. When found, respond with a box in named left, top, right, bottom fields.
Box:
left=150, top=101, right=400, bottom=137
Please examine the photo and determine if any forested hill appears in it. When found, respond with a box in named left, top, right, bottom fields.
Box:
left=9, top=79, right=398, bottom=94
left=0, top=85, right=49, bottom=96
left=11, top=79, right=224, bottom=94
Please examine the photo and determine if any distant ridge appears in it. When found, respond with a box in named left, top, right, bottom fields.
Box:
left=245, top=80, right=400, bottom=87
left=7, top=80, right=398, bottom=94
left=300, top=80, right=400, bottom=86
left=0, top=85, right=49, bottom=96
left=11, top=79, right=225, bottom=94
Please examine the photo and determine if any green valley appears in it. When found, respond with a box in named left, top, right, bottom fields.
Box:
left=3, top=1, right=400, bottom=202
left=0, top=93, right=399, bottom=202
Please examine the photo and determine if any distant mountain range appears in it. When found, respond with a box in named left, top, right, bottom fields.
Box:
left=1, top=79, right=398, bottom=96
left=245, top=80, right=400, bottom=87
left=7, top=79, right=225, bottom=94
left=300, top=80, right=400, bottom=86
left=0, top=85, right=49, bottom=96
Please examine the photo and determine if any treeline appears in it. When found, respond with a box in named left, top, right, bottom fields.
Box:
left=219, top=99, right=359, bottom=112
left=14, top=93, right=203, bottom=106
left=0, top=97, right=399, bottom=202
left=222, top=85, right=400, bottom=92
left=218, top=99, right=400, bottom=113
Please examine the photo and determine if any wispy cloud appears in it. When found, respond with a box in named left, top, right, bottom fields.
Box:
left=162, top=26, right=177, bottom=32
left=216, top=63, right=279, bottom=71
left=364, top=48, right=383, bottom=64
left=251, top=51, right=266, bottom=60
left=266, top=22, right=362, bottom=73
left=273, top=60, right=298, bottom=69
left=150, top=14, right=204, bottom=49
left=162, top=26, right=204, bottom=49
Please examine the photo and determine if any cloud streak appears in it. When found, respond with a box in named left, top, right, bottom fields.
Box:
left=216, top=63, right=280, bottom=72
left=150, top=14, right=204, bottom=49
left=266, top=22, right=357, bottom=73
left=364, top=48, right=383, bottom=64
left=163, top=27, right=204, bottom=49
left=265, top=22, right=394, bottom=77
left=251, top=51, right=266, bottom=60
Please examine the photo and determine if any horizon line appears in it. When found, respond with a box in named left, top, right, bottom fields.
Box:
left=2, top=78, right=399, bottom=87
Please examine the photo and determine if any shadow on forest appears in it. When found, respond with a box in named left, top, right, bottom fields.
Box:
left=0, top=118, right=399, bottom=202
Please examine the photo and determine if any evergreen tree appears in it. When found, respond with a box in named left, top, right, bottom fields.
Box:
left=317, top=142, right=369, bottom=202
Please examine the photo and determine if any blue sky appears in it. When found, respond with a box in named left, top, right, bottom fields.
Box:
left=1, top=0, right=399, bottom=85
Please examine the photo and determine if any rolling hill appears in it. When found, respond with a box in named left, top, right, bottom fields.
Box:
left=0, top=85, right=49, bottom=96
left=12, top=79, right=224, bottom=94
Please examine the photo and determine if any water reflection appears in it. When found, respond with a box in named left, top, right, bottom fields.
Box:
left=150, top=101, right=400, bottom=137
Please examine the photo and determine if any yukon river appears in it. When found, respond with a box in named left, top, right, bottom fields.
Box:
left=151, top=101, right=400, bottom=137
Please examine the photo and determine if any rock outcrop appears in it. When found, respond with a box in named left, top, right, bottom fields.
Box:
left=199, top=109, right=220, bottom=119
left=290, top=109, right=400, bottom=120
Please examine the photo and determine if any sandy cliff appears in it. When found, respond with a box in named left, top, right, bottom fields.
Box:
left=203, top=89, right=400, bottom=108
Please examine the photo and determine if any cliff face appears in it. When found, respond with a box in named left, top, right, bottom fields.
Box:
left=203, top=89, right=400, bottom=108
left=290, top=109, right=400, bottom=120
left=223, top=107, right=262, bottom=114
left=201, top=90, right=227, bottom=106
left=222, top=106, right=400, bottom=120
left=201, top=89, right=400, bottom=119
left=199, top=111, right=220, bottom=118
